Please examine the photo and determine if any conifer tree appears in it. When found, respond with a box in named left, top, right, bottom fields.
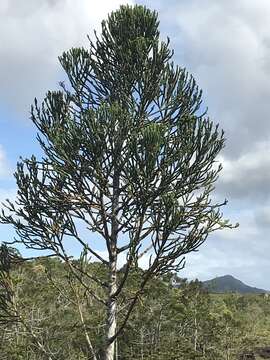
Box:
left=0, top=5, right=235, bottom=359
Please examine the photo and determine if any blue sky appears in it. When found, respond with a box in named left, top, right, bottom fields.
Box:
left=1, top=0, right=270, bottom=288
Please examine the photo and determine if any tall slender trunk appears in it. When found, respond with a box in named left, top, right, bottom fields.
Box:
left=104, top=256, right=117, bottom=360
left=104, top=168, right=119, bottom=360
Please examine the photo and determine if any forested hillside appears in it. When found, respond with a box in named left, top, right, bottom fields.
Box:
left=203, top=275, right=268, bottom=294
left=1, top=257, right=270, bottom=360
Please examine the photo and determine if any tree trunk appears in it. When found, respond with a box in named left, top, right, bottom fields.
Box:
left=103, top=165, right=119, bottom=360
left=103, top=257, right=117, bottom=360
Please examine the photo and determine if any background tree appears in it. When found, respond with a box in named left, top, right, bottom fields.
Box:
left=0, top=5, right=235, bottom=360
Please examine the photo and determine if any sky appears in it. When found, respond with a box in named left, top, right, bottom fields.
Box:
left=1, top=0, right=270, bottom=289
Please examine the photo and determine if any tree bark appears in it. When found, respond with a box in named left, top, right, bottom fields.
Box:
left=104, top=256, right=117, bottom=360
left=103, top=156, right=120, bottom=360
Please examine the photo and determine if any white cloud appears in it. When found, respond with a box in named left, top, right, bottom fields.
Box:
left=254, top=204, right=270, bottom=228
left=216, top=140, right=270, bottom=200
left=0, top=145, right=10, bottom=178
left=180, top=214, right=269, bottom=289
left=0, top=0, right=133, bottom=116
left=157, top=0, right=270, bottom=157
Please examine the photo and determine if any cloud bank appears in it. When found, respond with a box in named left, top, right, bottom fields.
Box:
left=0, top=0, right=133, bottom=115
left=140, top=0, right=270, bottom=288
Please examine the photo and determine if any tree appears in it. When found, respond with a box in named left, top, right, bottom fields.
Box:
left=0, top=5, right=236, bottom=360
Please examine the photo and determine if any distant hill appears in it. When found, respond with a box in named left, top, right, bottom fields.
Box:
left=202, top=275, right=269, bottom=294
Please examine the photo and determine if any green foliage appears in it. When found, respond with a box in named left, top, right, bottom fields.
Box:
left=1, top=261, right=270, bottom=359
